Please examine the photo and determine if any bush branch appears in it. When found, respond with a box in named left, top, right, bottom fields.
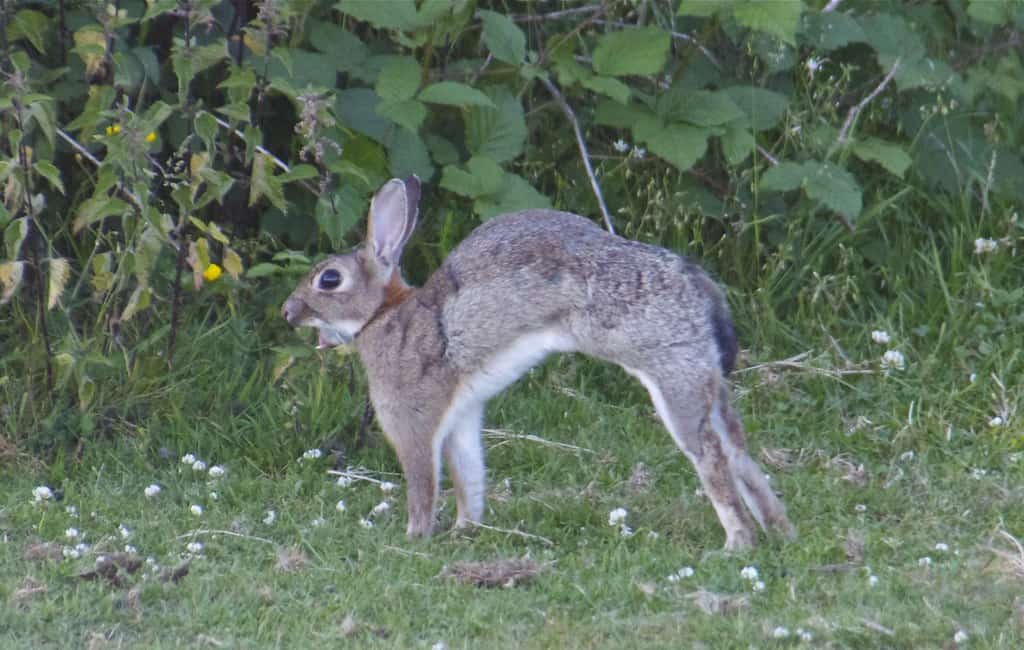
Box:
left=832, top=57, right=901, bottom=154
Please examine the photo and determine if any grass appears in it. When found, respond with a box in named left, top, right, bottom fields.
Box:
left=2, top=200, right=1023, bottom=648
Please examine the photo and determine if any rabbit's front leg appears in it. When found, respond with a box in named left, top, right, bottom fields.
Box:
left=396, top=440, right=440, bottom=537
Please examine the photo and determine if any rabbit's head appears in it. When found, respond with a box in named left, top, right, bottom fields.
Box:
left=281, top=176, right=420, bottom=348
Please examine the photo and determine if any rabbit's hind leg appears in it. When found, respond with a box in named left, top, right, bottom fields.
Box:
left=443, top=402, right=487, bottom=529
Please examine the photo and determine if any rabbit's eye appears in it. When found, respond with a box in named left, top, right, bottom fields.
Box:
left=318, top=269, right=342, bottom=290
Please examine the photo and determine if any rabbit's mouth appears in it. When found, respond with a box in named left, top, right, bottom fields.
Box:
left=316, top=327, right=351, bottom=349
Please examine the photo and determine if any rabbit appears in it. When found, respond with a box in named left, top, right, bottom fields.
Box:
left=281, top=176, right=795, bottom=550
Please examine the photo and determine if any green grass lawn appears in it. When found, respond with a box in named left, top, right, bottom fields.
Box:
left=2, top=293, right=1022, bottom=648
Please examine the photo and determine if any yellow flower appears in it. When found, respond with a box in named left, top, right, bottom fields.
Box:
left=105, top=124, right=121, bottom=136
left=203, top=264, right=222, bottom=283
left=145, top=131, right=157, bottom=143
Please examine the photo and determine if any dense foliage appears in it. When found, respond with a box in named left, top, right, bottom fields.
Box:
left=1, top=0, right=1022, bottom=440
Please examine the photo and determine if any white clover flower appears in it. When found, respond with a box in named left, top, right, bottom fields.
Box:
left=190, top=504, right=203, bottom=516
left=855, top=504, right=867, bottom=512
left=181, top=453, right=197, bottom=465
left=65, top=527, right=80, bottom=540
left=431, top=642, right=447, bottom=650
left=301, top=448, right=322, bottom=461
left=311, top=516, right=326, bottom=527
left=619, top=525, right=635, bottom=538
left=646, top=531, right=660, bottom=540
left=772, top=626, right=790, bottom=639
left=75, top=542, right=88, bottom=553
left=969, top=372, right=977, bottom=383
left=186, top=541, right=204, bottom=554
left=337, top=476, right=353, bottom=487
left=935, top=542, right=949, bottom=552
left=612, top=138, right=630, bottom=153
left=677, top=566, right=695, bottom=579
left=209, top=491, right=219, bottom=501
left=191, top=459, right=207, bottom=472
left=66, top=505, right=78, bottom=516
left=954, top=629, right=969, bottom=643
left=144, top=484, right=161, bottom=497
left=974, top=238, right=998, bottom=254
left=798, top=627, right=813, bottom=642
left=868, top=574, right=879, bottom=586
left=608, top=507, right=628, bottom=526
left=871, top=330, right=891, bottom=344
left=806, top=57, right=822, bottom=78
left=124, top=544, right=137, bottom=554
left=988, top=416, right=1004, bottom=428
left=118, top=524, right=132, bottom=539
left=336, top=500, right=346, bottom=513
left=632, top=147, right=646, bottom=159
left=63, top=546, right=80, bottom=559
left=263, top=510, right=277, bottom=525
left=371, top=501, right=391, bottom=516
left=899, top=451, right=915, bottom=462
left=740, top=566, right=759, bottom=581
left=359, top=517, right=374, bottom=529
left=666, top=573, right=681, bottom=583
left=881, top=349, right=905, bottom=370
left=380, top=481, right=397, bottom=494
left=971, top=468, right=988, bottom=480
left=918, top=556, right=932, bottom=566
left=208, top=465, right=226, bottom=478
left=33, top=486, right=54, bottom=502
left=752, top=580, right=766, bottom=592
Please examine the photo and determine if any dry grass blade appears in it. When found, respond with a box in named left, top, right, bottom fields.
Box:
left=465, top=521, right=555, bottom=546
left=440, top=557, right=550, bottom=588
left=483, top=428, right=595, bottom=454
left=13, top=578, right=48, bottom=604
left=685, top=590, right=750, bottom=616
left=987, top=528, right=1024, bottom=581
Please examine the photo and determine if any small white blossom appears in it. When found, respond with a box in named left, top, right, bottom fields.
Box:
left=740, top=566, right=759, bottom=581
left=336, top=500, right=346, bottom=513
left=773, top=626, right=790, bottom=639
left=612, top=138, right=630, bottom=153
left=988, top=416, right=1004, bottom=428
left=918, top=556, right=932, bottom=566
left=881, top=349, right=905, bottom=370
left=144, top=484, right=161, bottom=498
left=186, top=541, right=203, bottom=554
left=974, top=238, right=998, bottom=254
left=359, top=517, right=374, bottom=529
left=371, top=501, right=391, bottom=516
left=954, top=629, right=969, bottom=644
left=676, top=566, right=695, bottom=579
left=970, top=468, right=988, bottom=480
left=379, top=481, right=397, bottom=494
left=209, top=491, right=219, bottom=501
left=118, top=524, right=132, bottom=539
left=752, top=580, right=766, bottom=592
left=208, top=465, right=226, bottom=478
left=65, top=527, right=80, bottom=540
left=619, top=525, right=634, bottom=538
left=337, top=476, right=354, bottom=487
left=798, top=627, right=813, bottom=642
left=871, top=330, right=891, bottom=344
left=32, top=486, right=54, bottom=502
left=263, top=510, right=277, bottom=525
left=124, top=544, right=137, bottom=554
left=806, top=57, right=822, bottom=79
left=191, top=459, right=207, bottom=472
left=301, top=448, right=322, bottom=461
left=899, top=451, right=915, bottom=462
left=181, top=453, right=197, bottom=465
left=632, top=146, right=646, bottom=159
left=646, top=531, right=660, bottom=540
left=666, top=573, right=681, bottom=583
left=608, top=508, right=628, bottom=526
left=969, top=373, right=977, bottom=383
left=935, top=542, right=949, bottom=552
left=868, top=574, right=879, bottom=586
left=431, top=642, right=447, bottom=650
left=65, top=505, right=78, bottom=517
left=63, top=546, right=80, bottom=559
left=190, top=504, right=203, bottom=516
left=311, top=516, right=326, bottom=527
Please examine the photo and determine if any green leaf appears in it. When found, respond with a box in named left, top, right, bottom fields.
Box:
left=465, top=87, right=527, bottom=163
left=315, top=185, right=367, bottom=249
left=676, top=1, right=734, bottom=17
left=760, top=161, right=809, bottom=192
left=733, top=0, right=804, bottom=46
left=376, top=99, right=428, bottom=133
left=246, top=263, right=284, bottom=279
left=73, top=197, right=131, bottom=233
left=594, top=100, right=659, bottom=131
left=195, top=111, right=218, bottom=154
left=720, top=125, right=754, bottom=166
left=473, top=172, right=551, bottom=221
left=593, top=27, right=670, bottom=77
left=852, top=138, right=912, bottom=179
left=34, top=161, right=64, bottom=195
left=805, top=162, right=862, bottom=220
left=967, top=0, right=1017, bottom=25
left=384, top=128, right=434, bottom=181
left=278, top=164, right=320, bottom=184
left=799, top=10, right=867, bottom=50
left=669, top=90, right=745, bottom=127
left=440, top=156, right=504, bottom=198
left=249, top=153, right=286, bottom=211
left=638, top=123, right=711, bottom=172
left=11, top=9, right=50, bottom=54
left=336, top=0, right=421, bottom=31
left=335, top=89, right=390, bottom=142
left=216, top=102, right=252, bottom=124
left=267, top=48, right=339, bottom=91
left=720, top=86, right=789, bottom=131
left=479, top=10, right=526, bottom=65
left=27, top=99, right=56, bottom=148
left=4, top=218, right=30, bottom=260
left=308, top=22, right=370, bottom=75
left=375, top=57, right=421, bottom=102
left=419, top=82, right=496, bottom=108
left=581, top=76, right=632, bottom=105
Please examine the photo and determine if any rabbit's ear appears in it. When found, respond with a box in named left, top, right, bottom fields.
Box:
left=367, top=176, right=420, bottom=273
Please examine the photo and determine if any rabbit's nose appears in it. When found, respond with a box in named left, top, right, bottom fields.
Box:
left=281, top=298, right=301, bottom=326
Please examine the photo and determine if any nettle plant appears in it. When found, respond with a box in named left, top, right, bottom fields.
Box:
left=1, top=0, right=1022, bottom=406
